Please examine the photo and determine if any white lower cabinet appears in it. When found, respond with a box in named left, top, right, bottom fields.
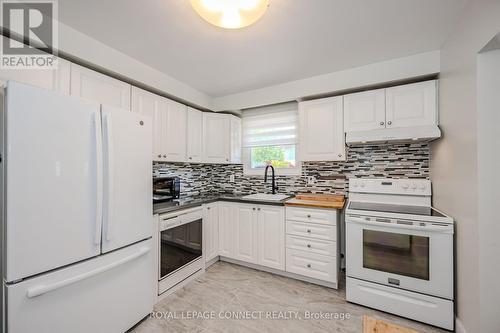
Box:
left=211, top=202, right=337, bottom=287
left=285, top=206, right=338, bottom=287
left=218, top=202, right=236, bottom=257
left=235, top=205, right=258, bottom=264
left=286, top=248, right=337, bottom=282
left=257, top=206, right=285, bottom=270
left=217, top=202, right=285, bottom=270
left=203, top=202, right=219, bottom=263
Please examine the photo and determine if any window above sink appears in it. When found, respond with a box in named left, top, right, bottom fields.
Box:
left=241, top=102, right=301, bottom=176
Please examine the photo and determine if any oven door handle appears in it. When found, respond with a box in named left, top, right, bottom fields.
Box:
left=346, top=217, right=453, bottom=233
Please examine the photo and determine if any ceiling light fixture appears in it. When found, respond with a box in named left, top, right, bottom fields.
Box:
left=190, top=0, right=270, bottom=29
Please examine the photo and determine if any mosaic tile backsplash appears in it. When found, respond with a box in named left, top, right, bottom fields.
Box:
left=153, top=143, right=430, bottom=198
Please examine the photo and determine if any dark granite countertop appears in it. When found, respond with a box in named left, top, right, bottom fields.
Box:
left=153, top=193, right=292, bottom=215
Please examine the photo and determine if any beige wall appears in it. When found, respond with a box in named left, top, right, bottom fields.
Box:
left=477, top=46, right=500, bottom=333
left=431, top=1, right=500, bottom=332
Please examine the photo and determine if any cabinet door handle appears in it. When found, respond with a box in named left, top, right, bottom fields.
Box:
left=338, top=154, right=342, bottom=157
left=379, top=121, right=385, bottom=126
left=163, top=154, right=167, bottom=158
left=253, top=207, right=256, bottom=211
left=307, top=264, right=311, bottom=268
left=306, top=229, right=311, bottom=233
left=307, top=244, right=311, bottom=248
left=189, top=156, right=192, bottom=160
left=387, top=121, right=392, bottom=125
left=157, top=154, right=162, bottom=158
left=257, top=208, right=261, bottom=211
left=307, top=214, right=311, bottom=218
left=207, top=207, right=210, bottom=210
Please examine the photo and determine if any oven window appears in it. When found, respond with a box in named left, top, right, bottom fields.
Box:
left=363, top=230, right=429, bottom=280
left=160, top=220, right=202, bottom=279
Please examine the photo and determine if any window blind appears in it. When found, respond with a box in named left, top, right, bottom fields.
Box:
left=242, top=102, right=298, bottom=148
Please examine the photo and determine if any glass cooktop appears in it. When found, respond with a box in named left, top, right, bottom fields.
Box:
left=348, top=201, right=446, bottom=217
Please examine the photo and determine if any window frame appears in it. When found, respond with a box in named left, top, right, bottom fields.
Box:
left=242, top=145, right=302, bottom=176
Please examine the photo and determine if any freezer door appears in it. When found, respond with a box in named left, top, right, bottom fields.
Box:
left=5, top=81, right=102, bottom=282
left=6, top=239, right=155, bottom=333
left=101, top=105, right=152, bottom=253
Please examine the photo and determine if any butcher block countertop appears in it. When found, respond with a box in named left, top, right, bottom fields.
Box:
left=285, top=194, right=345, bottom=210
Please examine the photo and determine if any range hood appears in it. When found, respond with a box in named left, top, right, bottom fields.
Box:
left=346, top=125, right=441, bottom=145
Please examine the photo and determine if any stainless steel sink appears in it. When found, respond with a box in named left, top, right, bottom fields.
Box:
left=241, top=193, right=290, bottom=201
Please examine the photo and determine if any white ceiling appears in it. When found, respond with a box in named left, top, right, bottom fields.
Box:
left=58, top=0, right=465, bottom=98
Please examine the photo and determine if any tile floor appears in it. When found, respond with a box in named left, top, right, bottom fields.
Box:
left=131, top=262, right=448, bottom=333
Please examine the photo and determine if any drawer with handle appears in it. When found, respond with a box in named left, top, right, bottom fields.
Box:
left=286, top=248, right=336, bottom=282
left=286, top=206, right=337, bottom=225
left=286, top=235, right=336, bottom=257
left=286, top=220, right=336, bottom=241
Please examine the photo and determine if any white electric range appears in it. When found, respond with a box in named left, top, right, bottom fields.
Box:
left=345, top=178, right=454, bottom=330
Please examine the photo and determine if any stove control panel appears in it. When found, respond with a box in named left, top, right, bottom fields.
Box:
left=349, top=178, right=431, bottom=196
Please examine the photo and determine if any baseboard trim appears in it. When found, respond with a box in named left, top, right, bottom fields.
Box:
left=205, top=256, right=219, bottom=268
left=455, top=318, right=467, bottom=333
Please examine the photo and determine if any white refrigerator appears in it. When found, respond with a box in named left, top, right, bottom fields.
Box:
left=1, top=81, right=155, bottom=333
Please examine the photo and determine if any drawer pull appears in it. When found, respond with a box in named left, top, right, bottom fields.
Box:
left=307, top=214, right=311, bottom=218
left=307, top=229, right=311, bottom=233
left=307, top=244, right=311, bottom=248
left=307, top=264, right=311, bottom=268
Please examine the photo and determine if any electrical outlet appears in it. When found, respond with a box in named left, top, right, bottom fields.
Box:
left=229, top=174, right=235, bottom=182
left=307, top=176, right=315, bottom=185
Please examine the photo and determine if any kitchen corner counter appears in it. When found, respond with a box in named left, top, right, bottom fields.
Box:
left=284, top=194, right=345, bottom=210
left=153, top=193, right=291, bottom=215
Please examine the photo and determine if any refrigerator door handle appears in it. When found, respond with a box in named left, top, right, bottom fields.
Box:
left=94, top=112, right=103, bottom=245
left=104, top=113, right=114, bottom=241
left=26, top=247, right=151, bottom=298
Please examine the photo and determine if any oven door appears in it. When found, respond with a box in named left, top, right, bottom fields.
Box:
left=159, top=214, right=203, bottom=280
left=346, top=215, right=453, bottom=299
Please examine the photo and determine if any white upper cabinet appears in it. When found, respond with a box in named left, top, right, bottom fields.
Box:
left=160, top=99, right=187, bottom=162
left=70, top=64, right=131, bottom=110
left=299, top=96, right=346, bottom=161
left=385, top=80, right=437, bottom=128
left=229, top=115, right=242, bottom=164
left=0, top=39, right=70, bottom=94
left=203, top=113, right=230, bottom=164
left=132, top=87, right=187, bottom=162
left=131, top=87, right=162, bottom=160
left=344, top=88, right=386, bottom=132
left=187, top=107, right=203, bottom=163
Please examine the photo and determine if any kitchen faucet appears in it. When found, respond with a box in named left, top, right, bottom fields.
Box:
left=264, top=164, right=278, bottom=194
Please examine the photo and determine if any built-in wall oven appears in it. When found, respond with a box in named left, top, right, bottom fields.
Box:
left=158, top=207, right=204, bottom=295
